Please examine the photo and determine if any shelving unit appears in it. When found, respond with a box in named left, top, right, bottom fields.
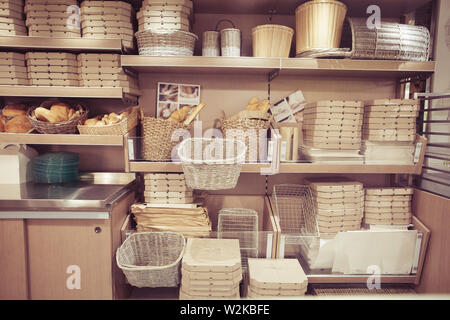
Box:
left=0, top=132, right=125, bottom=146
left=0, top=36, right=133, bottom=53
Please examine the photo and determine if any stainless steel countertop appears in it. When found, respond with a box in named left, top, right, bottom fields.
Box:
left=0, top=172, right=136, bottom=210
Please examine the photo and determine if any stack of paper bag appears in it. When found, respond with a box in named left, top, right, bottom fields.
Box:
left=364, top=187, right=413, bottom=226
left=0, top=0, right=26, bottom=36
left=306, top=178, right=364, bottom=236
left=26, top=52, right=79, bottom=86
left=77, top=53, right=139, bottom=95
left=80, top=1, right=134, bottom=49
left=180, top=238, right=242, bottom=300
left=247, top=258, right=308, bottom=298
left=137, top=0, right=193, bottom=32
left=25, top=0, right=81, bottom=38
left=0, top=52, right=28, bottom=85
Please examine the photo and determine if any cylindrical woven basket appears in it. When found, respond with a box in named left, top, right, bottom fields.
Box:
left=347, top=18, right=430, bottom=61
left=142, top=117, right=192, bottom=161
left=221, top=117, right=271, bottom=162
left=295, top=0, right=347, bottom=56
left=27, top=102, right=89, bottom=134
left=135, top=29, right=198, bottom=56
left=77, top=106, right=140, bottom=135
left=216, top=19, right=240, bottom=57
left=177, top=138, right=246, bottom=190
left=252, top=24, right=294, bottom=58
left=116, top=232, right=186, bottom=288
left=202, top=30, right=220, bottom=56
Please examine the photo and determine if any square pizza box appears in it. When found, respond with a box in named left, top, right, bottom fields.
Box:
left=306, top=178, right=363, bottom=192
left=0, top=78, right=29, bottom=85
left=365, top=104, right=420, bottom=113
left=26, top=52, right=77, bottom=60
left=77, top=60, right=121, bottom=67
left=364, top=200, right=412, bottom=208
left=182, top=267, right=242, bottom=281
left=141, top=0, right=193, bottom=9
left=24, top=4, right=74, bottom=13
left=27, top=65, right=78, bottom=73
left=79, top=73, right=133, bottom=81
left=0, top=65, right=27, bottom=73
left=0, top=16, right=25, bottom=24
left=247, top=286, right=306, bottom=298
left=80, top=14, right=132, bottom=23
left=312, top=189, right=364, bottom=199
left=304, top=135, right=361, bottom=144
left=80, top=6, right=132, bottom=16
left=29, top=78, right=79, bottom=86
left=26, top=11, right=73, bottom=19
left=365, top=187, right=414, bottom=196
left=81, top=26, right=134, bottom=36
left=138, top=15, right=189, bottom=24
left=318, top=223, right=361, bottom=233
left=25, top=17, right=67, bottom=26
left=364, top=206, right=411, bottom=214
left=315, top=207, right=364, bottom=217
left=363, top=122, right=416, bottom=130
left=303, top=141, right=361, bottom=150
left=306, top=100, right=364, bottom=108
left=80, top=1, right=132, bottom=10
left=363, top=134, right=416, bottom=142
left=365, top=99, right=419, bottom=106
left=77, top=66, right=122, bottom=74
left=143, top=191, right=193, bottom=198
left=28, top=30, right=82, bottom=38
left=302, top=124, right=362, bottom=132
left=0, top=8, right=24, bottom=20
left=181, top=275, right=241, bottom=288
left=364, top=217, right=412, bottom=225
left=2, top=71, right=28, bottom=79
left=180, top=281, right=240, bottom=294
left=304, top=118, right=363, bottom=126
left=77, top=53, right=121, bottom=62
left=304, top=131, right=362, bottom=139
left=303, top=113, right=364, bottom=121
left=303, top=106, right=364, bottom=115
left=364, top=111, right=419, bottom=118
left=0, top=59, right=25, bottom=67
left=0, top=1, right=23, bottom=11
left=139, top=8, right=191, bottom=17
left=318, top=219, right=362, bottom=228
left=28, top=72, right=79, bottom=80
left=0, top=23, right=27, bottom=32
left=316, top=202, right=363, bottom=210
left=317, top=213, right=363, bottom=222
left=143, top=197, right=194, bottom=204
left=182, top=238, right=241, bottom=273
left=0, top=29, right=27, bottom=36
left=248, top=258, right=307, bottom=290
left=81, top=20, right=132, bottom=28
left=144, top=173, right=186, bottom=181
left=28, top=24, right=81, bottom=32
left=27, top=58, right=79, bottom=67
left=314, top=196, right=364, bottom=205
left=144, top=184, right=192, bottom=192
left=81, top=32, right=133, bottom=41
left=364, top=212, right=412, bottom=220
left=179, top=287, right=240, bottom=300
left=365, top=194, right=412, bottom=202
left=0, top=52, right=25, bottom=60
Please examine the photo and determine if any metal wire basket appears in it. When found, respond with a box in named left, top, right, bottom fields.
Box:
left=218, top=208, right=259, bottom=251
left=135, top=29, right=198, bottom=56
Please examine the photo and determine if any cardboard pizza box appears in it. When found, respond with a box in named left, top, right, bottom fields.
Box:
left=28, top=72, right=79, bottom=80
left=81, top=26, right=134, bottom=35
left=80, top=6, right=132, bottom=16
left=77, top=53, right=121, bottom=62
left=28, top=30, right=82, bottom=37
left=181, top=267, right=242, bottom=281
left=0, top=78, right=29, bottom=85
left=304, top=131, right=362, bottom=138
left=365, top=99, right=419, bottom=106
left=0, top=65, right=27, bottom=73
left=80, top=14, right=131, bottom=23
left=304, top=118, right=363, bottom=126
left=27, top=65, right=78, bottom=73
left=0, top=29, right=27, bottom=36
left=26, top=52, right=77, bottom=60
left=365, top=187, right=414, bottom=196
left=80, top=0, right=132, bottom=10
left=29, top=78, right=79, bottom=86
left=27, top=58, right=79, bottom=67
left=81, top=20, right=133, bottom=28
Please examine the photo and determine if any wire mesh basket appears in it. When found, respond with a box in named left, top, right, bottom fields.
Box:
left=135, top=29, right=198, bottom=56
left=218, top=208, right=259, bottom=251
left=347, top=18, right=430, bottom=61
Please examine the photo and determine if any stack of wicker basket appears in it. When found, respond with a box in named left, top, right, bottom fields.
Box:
left=0, top=52, right=28, bottom=85
left=0, top=0, right=26, bottom=36
left=77, top=53, right=139, bottom=95
left=80, top=0, right=134, bottom=49
left=26, top=52, right=79, bottom=86
left=25, top=0, right=81, bottom=38
left=180, top=238, right=242, bottom=300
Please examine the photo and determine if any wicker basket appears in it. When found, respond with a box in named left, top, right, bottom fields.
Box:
left=177, top=138, right=246, bottom=190
left=27, top=101, right=89, bottom=134
left=116, top=232, right=186, bottom=288
left=141, top=117, right=192, bottom=161
left=295, top=0, right=348, bottom=56
left=77, top=106, right=140, bottom=135
left=221, top=117, right=271, bottom=163
left=252, top=24, right=294, bottom=58
left=347, top=18, right=430, bottom=61
left=135, top=29, right=198, bottom=56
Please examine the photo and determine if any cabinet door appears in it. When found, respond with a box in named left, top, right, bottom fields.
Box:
left=27, top=219, right=112, bottom=300
left=0, top=219, right=28, bottom=300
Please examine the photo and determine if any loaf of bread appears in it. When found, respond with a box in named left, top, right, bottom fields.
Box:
left=2, top=103, right=27, bottom=118
left=169, top=106, right=190, bottom=123
left=0, top=115, right=5, bottom=132
left=83, top=111, right=128, bottom=126
left=50, top=103, right=70, bottom=122
left=5, top=115, right=32, bottom=133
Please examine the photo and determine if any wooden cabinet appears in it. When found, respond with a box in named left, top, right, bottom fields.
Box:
left=0, top=219, right=28, bottom=300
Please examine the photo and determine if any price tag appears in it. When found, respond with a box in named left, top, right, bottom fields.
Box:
left=413, top=142, right=422, bottom=163
left=128, top=139, right=135, bottom=160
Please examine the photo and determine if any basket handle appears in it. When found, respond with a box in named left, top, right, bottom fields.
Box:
left=215, top=19, right=236, bottom=31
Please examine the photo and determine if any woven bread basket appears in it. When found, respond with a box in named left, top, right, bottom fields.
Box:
left=141, top=116, right=192, bottom=161
left=77, top=106, right=140, bottom=135
left=116, top=232, right=185, bottom=288
left=27, top=100, right=88, bottom=134
left=135, top=29, right=198, bottom=56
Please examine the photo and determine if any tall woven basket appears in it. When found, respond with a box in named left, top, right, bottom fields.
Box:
left=141, top=117, right=192, bottom=161
left=221, top=117, right=271, bottom=163
left=116, top=232, right=186, bottom=288
left=177, top=138, right=246, bottom=190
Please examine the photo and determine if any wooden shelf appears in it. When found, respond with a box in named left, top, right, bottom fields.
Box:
left=0, top=36, right=133, bottom=53
left=121, top=56, right=435, bottom=78
left=128, top=161, right=422, bottom=174
left=121, top=56, right=280, bottom=74
left=0, top=133, right=124, bottom=146
left=0, top=86, right=138, bottom=100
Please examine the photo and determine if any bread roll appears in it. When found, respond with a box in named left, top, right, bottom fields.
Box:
left=0, top=115, right=5, bottom=132
left=50, top=103, right=70, bottom=121
left=84, top=117, right=100, bottom=126
left=169, top=106, right=190, bottom=123
left=5, top=115, right=32, bottom=133
left=107, top=112, right=121, bottom=124
left=2, top=103, right=27, bottom=117
left=35, top=107, right=59, bottom=123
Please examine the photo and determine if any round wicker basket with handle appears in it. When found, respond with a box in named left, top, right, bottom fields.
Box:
left=27, top=100, right=89, bottom=134
left=141, top=116, right=192, bottom=161
left=177, top=138, right=246, bottom=190
left=116, top=231, right=186, bottom=288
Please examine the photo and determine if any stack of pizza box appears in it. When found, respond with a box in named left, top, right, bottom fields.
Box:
left=80, top=1, right=134, bottom=49
left=362, top=99, right=419, bottom=164
left=301, top=100, right=364, bottom=163
left=137, top=0, right=193, bottom=32
left=77, top=53, right=139, bottom=95
left=0, top=52, right=28, bottom=85
left=143, top=173, right=194, bottom=204
left=0, top=0, right=27, bottom=36
left=25, top=0, right=81, bottom=38
left=26, top=52, right=79, bottom=86
left=180, top=238, right=242, bottom=300
left=364, top=187, right=413, bottom=226
left=305, top=178, right=364, bottom=235
left=247, top=258, right=308, bottom=298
